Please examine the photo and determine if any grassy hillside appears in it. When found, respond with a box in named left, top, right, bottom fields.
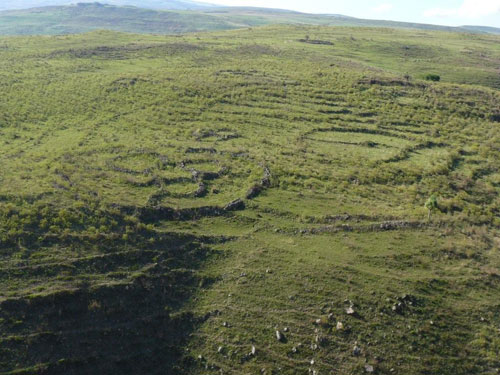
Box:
left=0, top=26, right=499, bottom=375
left=1, top=3, right=500, bottom=36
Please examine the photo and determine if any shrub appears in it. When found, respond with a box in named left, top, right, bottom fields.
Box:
left=425, top=74, right=441, bottom=82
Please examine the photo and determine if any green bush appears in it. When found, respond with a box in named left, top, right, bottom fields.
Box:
left=425, top=74, right=441, bottom=82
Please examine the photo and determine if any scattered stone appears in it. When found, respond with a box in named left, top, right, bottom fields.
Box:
left=364, top=364, right=375, bottom=373
left=310, top=359, right=315, bottom=365
left=218, top=346, right=224, bottom=354
left=336, top=321, right=344, bottom=330
left=222, top=321, right=229, bottom=327
left=250, top=345, right=256, bottom=356
left=311, top=343, right=318, bottom=350
left=346, top=306, right=355, bottom=315
left=198, top=354, right=204, bottom=361
left=315, top=335, right=328, bottom=346
left=283, top=327, right=289, bottom=332
left=292, top=346, right=298, bottom=353
left=392, top=302, right=404, bottom=314
left=266, top=268, right=272, bottom=273
left=353, top=345, right=361, bottom=356
left=392, top=294, right=417, bottom=314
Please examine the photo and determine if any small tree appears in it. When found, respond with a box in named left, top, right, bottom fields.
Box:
left=425, top=194, right=438, bottom=220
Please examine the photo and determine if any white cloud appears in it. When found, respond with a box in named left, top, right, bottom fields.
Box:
left=424, top=0, right=500, bottom=19
left=373, top=3, right=393, bottom=13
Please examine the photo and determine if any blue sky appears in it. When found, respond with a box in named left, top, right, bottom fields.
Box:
left=209, top=0, right=500, bottom=27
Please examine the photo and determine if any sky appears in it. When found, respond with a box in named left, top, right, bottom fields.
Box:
left=208, top=0, right=500, bottom=27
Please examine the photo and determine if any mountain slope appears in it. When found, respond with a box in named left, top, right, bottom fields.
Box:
left=1, top=3, right=500, bottom=36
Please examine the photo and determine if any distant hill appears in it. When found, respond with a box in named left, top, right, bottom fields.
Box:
left=0, top=3, right=499, bottom=35
left=0, top=0, right=216, bottom=11
left=462, top=25, right=500, bottom=35
left=0, top=3, right=232, bottom=35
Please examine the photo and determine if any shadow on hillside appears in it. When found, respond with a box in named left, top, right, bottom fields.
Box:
left=0, top=215, right=219, bottom=375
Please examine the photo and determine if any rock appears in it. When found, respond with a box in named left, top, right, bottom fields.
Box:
left=266, top=268, right=272, bottom=273
left=222, top=321, right=229, bottom=327
left=392, top=302, right=404, bottom=314
left=218, top=346, right=224, bottom=354
left=276, top=330, right=285, bottom=342
left=283, top=327, right=289, bottom=332
left=336, top=321, right=344, bottom=330
left=314, top=318, right=322, bottom=325
left=250, top=345, right=256, bottom=356
left=194, top=183, right=207, bottom=197
left=353, top=345, right=361, bottom=356
left=292, top=346, right=298, bottom=353
left=246, top=184, right=263, bottom=199
left=346, top=306, right=355, bottom=315
left=364, top=364, right=375, bottom=373
left=315, top=335, right=327, bottom=346
left=392, top=294, right=417, bottom=314
left=310, top=359, right=315, bottom=365
left=224, top=198, right=245, bottom=211
left=328, top=313, right=335, bottom=321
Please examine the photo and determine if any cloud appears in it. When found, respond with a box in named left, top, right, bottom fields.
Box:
left=424, top=0, right=500, bottom=19
left=373, top=3, right=393, bottom=13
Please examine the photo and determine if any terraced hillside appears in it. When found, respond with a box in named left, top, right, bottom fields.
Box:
left=0, top=26, right=499, bottom=374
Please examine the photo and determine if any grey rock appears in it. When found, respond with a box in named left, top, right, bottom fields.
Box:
left=224, top=198, right=245, bottom=211
left=365, top=364, right=375, bottom=373
left=276, top=330, right=285, bottom=342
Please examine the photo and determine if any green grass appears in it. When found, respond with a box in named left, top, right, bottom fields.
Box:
left=0, top=25, right=499, bottom=374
